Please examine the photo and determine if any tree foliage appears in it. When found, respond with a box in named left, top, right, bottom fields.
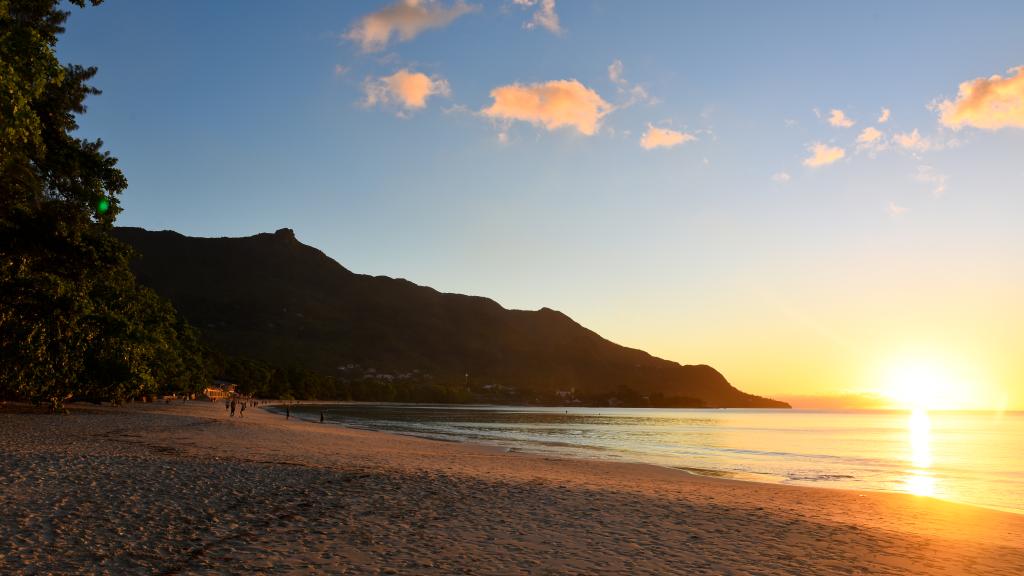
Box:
left=1, top=0, right=206, bottom=407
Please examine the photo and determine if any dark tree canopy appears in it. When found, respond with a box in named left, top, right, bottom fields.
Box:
left=1, top=0, right=207, bottom=408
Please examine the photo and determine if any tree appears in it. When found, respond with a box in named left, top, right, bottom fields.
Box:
left=0, top=0, right=206, bottom=408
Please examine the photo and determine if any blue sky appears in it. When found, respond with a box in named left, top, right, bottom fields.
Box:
left=60, top=1, right=1024, bottom=407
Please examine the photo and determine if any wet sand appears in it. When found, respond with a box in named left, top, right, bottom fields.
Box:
left=1, top=401, right=1022, bottom=575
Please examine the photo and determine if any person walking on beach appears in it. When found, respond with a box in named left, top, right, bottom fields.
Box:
left=320, top=411, right=324, bottom=423
left=225, top=399, right=229, bottom=411
left=240, top=402, right=245, bottom=418
left=286, top=406, right=290, bottom=420
left=230, top=399, right=236, bottom=417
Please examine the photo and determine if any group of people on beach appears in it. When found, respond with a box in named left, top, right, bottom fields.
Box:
left=225, top=398, right=261, bottom=418
left=220, top=399, right=327, bottom=424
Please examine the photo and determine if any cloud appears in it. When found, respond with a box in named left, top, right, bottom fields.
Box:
left=364, top=69, right=451, bottom=110
left=608, top=60, right=626, bottom=85
left=515, top=0, right=562, bottom=34
left=856, top=126, right=887, bottom=154
left=345, top=0, right=478, bottom=52
left=878, top=107, right=891, bottom=123
left=333, top=64, right=348, bottom=77
left=857, top=126, right=883, bottom=144
left=771, top=171, right=791, bottom=183
left=893, top=129, right=930, bottom=152
left=828, top=109, right=855, bottom=128
left=607, top=59, right=652, bottom=108
left=802, top=143, right=845, bottom=167
left=481, top=79, right=611, bottom=135
left=639, top=124, right=695, bottom=150
left=938, top=66, right=1024, bottom=130
left=886, top=201, right=907, bottom=217
left=914, top=165, right=948, bottom=196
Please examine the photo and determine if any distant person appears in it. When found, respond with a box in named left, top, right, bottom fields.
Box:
left=225, top=399, right=229, bottom=411
left=240, top=403, right=245, bottom=418
left=230, top=399, right=236, bottom=417
left=320, top=411, right=324, bottom=423
left=286, top=406, right=290, bottom=420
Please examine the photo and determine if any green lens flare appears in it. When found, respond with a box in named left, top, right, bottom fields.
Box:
left=97, top=198, right=110, bottom=214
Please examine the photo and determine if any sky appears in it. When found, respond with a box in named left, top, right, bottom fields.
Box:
left=59, top=1, right=1024, bottom=409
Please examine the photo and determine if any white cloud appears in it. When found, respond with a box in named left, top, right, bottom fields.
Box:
left=639, top=124, right=696, bottom=150
left=346, top=0, right=479, bottom=52
left=364, top=69, right=451, bottom=111
left=878, top=107, right=891, bottom=123
left=771, top=171, right=791, bottom=183
left=829, top=109, right=855, bottom=128
left=333, top=64, right=348, bottom=76
left=481, top=79, right=611, bottom=136
left=606, top=59, right=652, bottom=108
left=938, top=66, right=1024, bottom=130
left=608, top=59, right=625, bottom=85
left=515, top=0, right=562, bottom=34
left=887, top=201, right=907, bottom=217
left=803, top=143, right=845, bottom=167
left=914, top=165, right=948, bottom=196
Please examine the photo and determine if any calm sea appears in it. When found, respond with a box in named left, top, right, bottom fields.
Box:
left=285, top=404, right=1024, bottom=514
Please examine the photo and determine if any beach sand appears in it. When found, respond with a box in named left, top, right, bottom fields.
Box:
left=1, top=401, right=1022, bottom=575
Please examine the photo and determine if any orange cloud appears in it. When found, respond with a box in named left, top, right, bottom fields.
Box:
left=828, top=109, right=855, bottom=128
left=346, top=0, right=478, bottom=52
left=364, top=69, right=450, bottom=110
left=856, top=126, right=886, bottom=154
left=938, top=66, right=1024, bottom=130
left=878, top=108, right=891, bottom=123
left=481, top=79, right=612, bottom=136
left=893, top=129, right=930, bottom=152
left=857, top=126, right=883, bottom=144
left=803, top=143, right=845, bottom=167
left=640, top=124, right=695, bottom=150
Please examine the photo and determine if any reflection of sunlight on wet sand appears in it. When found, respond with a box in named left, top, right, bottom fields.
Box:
left=906, top=409, right=935, bottom=496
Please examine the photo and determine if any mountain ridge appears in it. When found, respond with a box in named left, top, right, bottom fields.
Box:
left=113, top=226, right=789, bottom=408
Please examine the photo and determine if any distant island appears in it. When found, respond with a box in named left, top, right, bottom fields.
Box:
left=114, top=227, right=789, bottom=409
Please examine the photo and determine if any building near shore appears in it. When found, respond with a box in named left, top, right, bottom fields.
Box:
left=202, top=383, right=236, bottom=401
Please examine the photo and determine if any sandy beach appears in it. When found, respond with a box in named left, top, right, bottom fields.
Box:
left=2, top=402, right=1022, bottom=575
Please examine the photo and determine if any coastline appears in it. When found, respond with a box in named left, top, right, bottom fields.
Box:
left=277, top=401, right=1024, bottom=516
left=2, top=401, right=1022, bottom=574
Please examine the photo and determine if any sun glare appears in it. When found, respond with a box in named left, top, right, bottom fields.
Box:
left=905, top=408, right=935, bottom=496
left=882, top=360, right=962, bottom=410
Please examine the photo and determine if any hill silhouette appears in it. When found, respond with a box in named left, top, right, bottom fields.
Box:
left=113, top=227, right=788, bottom=408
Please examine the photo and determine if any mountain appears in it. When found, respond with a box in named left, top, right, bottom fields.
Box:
left=112, top=227, right=788, bottom=408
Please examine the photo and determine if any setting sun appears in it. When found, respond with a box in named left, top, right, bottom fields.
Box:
left=882, top=361, right=957, bottom=410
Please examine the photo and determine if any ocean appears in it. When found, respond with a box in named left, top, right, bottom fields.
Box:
left=283, top=404, right=1024, bottom=514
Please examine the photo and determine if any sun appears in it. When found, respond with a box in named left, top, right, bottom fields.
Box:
left=881, top=360, right=961, bottom=411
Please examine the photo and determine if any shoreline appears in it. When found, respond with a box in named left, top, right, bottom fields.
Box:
left=3, top=400, right=1023, bottom=574
left=272, top=401, right=1024, bottom=517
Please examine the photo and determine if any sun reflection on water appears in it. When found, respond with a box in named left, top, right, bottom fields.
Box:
left=906, top=408, right=935, bottom=496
